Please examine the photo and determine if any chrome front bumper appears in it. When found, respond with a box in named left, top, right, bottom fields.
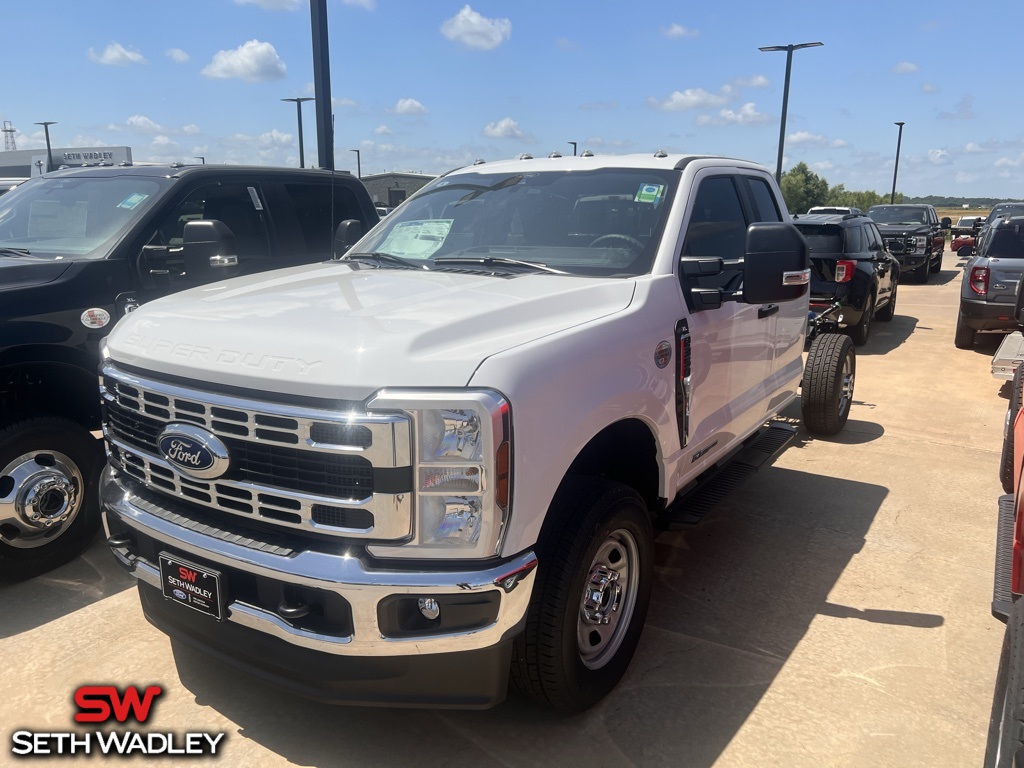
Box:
left=100, top=466, right=537, bottom=658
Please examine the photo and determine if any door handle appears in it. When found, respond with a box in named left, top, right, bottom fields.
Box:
left=758, top=304, right=779, bottom=319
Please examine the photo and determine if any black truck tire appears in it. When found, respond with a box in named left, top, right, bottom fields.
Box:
left=1000, top=367, right=1024, bottom=493
left=985, top=597, right=1024, bottom=767
left=0, top=417, right=104, bottom=580
left=511, top=477, right=653, bottom=711
left=876, top=280, right=897, bottom=322
left=916, top=259, right=931, bottom=283
left=801, top=333, right=855, bottom=436
left=930, top=250, right=942, bottom=273
left=848, top=294, right=874, bottom=346
left=955, top=310, right=977, bottom=349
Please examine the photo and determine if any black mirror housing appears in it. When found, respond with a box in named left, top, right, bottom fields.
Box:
left=334, top=219, right=363, bottom=257
left=940, top=217, right=952, bottom=228
left=182, top=219, right=239, bottom=278
left=742, top=222, right=809, bottom=304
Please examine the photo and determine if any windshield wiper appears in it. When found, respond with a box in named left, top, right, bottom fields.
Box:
left=342, top=251, right=424, bottom=269
left=0, top=246, right=32, bottom=257
left=432, top=255, right=567, bottom=274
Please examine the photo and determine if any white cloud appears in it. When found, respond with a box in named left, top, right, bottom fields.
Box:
left=332, top=97, right=357, bottom=109
left=965, top=142, right=988, bottom=154
left=201, top=40, right=286, bottom=82
left=940, top=95, right=975, bottom=120
left=88, top=42, right=146, bottom=66
left=166, top=48, right=189, bottom=63
left=734, top=75, right=769, bottom=89
left=343, top=0, right=376, bottom=8
left=649, top=88, right=727, bottom=111
left=441, top=5, right=511, bottom=51
left=394, top=98, right=428, bottom=115
left=995, top=156, right=1021, bottom=169
left=71, top=135, right=109, bottom=148
left=893, top=61, right=918, bottom=74
left=152, top=135, right=177, bottom=147
left=257, top=129, right=292, bottom=148
left=182, top=124, right=201, bottom=136
left=374, top=124, right=393, bottom=136
left=696, top=103, right=770, bottom=126
left=482, top=117, right=524, bottom=139
left=234, top=0, right=300, bottom=9
left=811, top=161, right=834, bottom=172
left=662, top=23, right=698, bottom=39
left=105, top=123, right=122, bottom=132
left=127, top=114, right=163, bottom=133
left=788, top=131, right=848, bottom=148
left=922, top=83, right=937, bottom=93
left=928, top=149, right=951, bottom=165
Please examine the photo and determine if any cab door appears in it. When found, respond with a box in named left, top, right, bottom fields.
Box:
left=676, top=173, right=773, bottom=460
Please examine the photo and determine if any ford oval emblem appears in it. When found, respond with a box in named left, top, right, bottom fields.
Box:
left=157, top=424, right=230, bottom=480
left=173, top=589, right=188, bottom=600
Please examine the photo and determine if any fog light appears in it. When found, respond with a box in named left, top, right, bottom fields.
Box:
left=417, top=597, right=440, bottom=620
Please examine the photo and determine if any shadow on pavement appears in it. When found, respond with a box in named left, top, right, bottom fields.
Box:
left=168, top=467, right=891, bottom=768
left=927, top=269, right=960, bottom=287
left=858, top=314, right=918, bottom=355
left=0, top=534, right=134, bottom=638
left=971, top=333, right=1005, bottom=358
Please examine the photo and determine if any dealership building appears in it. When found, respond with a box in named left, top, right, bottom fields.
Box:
left=0, top=146, right=133, bottom=178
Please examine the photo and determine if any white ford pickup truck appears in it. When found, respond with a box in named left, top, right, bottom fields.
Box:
left=99, top=153, right=854, bottom=711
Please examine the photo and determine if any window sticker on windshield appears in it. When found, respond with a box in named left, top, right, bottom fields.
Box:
left=117, top=193, right=149, bottom=210
left=378, top=220, right=454, bottom=259
left=635, top=184, right=664, bottom=205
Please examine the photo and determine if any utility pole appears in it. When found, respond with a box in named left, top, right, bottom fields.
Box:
left=891, top=122, right=905, bottom=204
left=758, top=42, right=823, bottom=182
left=34, top=121, right=57, bottom=172
left=309, top=0, right=334, bottom=170
left=281, top=97, right=314, bottom=167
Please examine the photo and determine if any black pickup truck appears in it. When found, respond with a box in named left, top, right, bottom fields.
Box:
left=0, top=164, right=378, bottom=578
left=866, top=204, right=950, bottom=283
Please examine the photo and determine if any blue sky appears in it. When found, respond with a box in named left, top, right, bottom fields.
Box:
left=2, top=0, right=1020, bottom=199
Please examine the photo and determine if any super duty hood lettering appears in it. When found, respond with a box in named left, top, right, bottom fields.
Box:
left=121, top=336, right=322, bottom=375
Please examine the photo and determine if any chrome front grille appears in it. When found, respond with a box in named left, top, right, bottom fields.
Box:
left=101, top=364, right=413, bottom=539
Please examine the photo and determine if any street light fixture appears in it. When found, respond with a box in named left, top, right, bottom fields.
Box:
left=34, top=121, right=57, bottom=173
left=194, top=156, right=205, bottom=164
left=281, top=97, right=314, bottom=168
left=758, top=42, right=823, bottom=182
left=891, top=122, right=905, bottom=204
left=567, top=141, right=577, bottom=157
left=350, top=149, right=361, bottom=179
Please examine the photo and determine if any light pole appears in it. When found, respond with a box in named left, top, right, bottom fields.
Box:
left=350, top=149, right=361, bottom=179
left=34, top=121, right=57, bottom=173
left=567, top=141, right=577, bottom=157
left=891, top=121, right=905, bottom=204
left=281, top=97, right=314, bottom=168
left=758, top=42, right=823, bottom=182
left=194, top=156, right=205, bottom=164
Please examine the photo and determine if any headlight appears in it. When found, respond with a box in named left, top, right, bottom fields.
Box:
left=366, top=389, right=511, bottom=559
left=914, top=235, right=927, bottom=252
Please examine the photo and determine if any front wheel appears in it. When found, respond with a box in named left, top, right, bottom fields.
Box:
left=511, top=477, right=654, bottom=711
left=801, top=333, right=855, bottom=436
left=985, top=597, right=1024, bottom=767
left=916, top=259, right=931, bottom=283
left=930, top=251, right=942, bottom=273
left=0, top=417, right=104, bottom=580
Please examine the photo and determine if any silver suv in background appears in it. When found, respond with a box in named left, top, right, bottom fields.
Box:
left=956, top=215, right=1024, bottom=349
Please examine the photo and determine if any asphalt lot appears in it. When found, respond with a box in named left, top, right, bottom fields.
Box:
left=0, top=249, right=1008, bottom=767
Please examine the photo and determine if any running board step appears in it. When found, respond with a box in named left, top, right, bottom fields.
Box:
left=993, top=493, right=1016, bottom=622
left=658, top=421, right=797, bottom=530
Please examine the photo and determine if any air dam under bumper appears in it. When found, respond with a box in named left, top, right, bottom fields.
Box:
left=100, top=466, right=537, bottom=708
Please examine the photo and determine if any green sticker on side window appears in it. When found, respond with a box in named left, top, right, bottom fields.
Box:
left=635, top=183, right=664, bottom=205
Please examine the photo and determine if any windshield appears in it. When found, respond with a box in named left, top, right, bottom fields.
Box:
left=867, top=206, right=927, bottom=225
left=0, top=174, right=169, bottom=259
left=987, top=204, right=1024, bottom=225
left=352, top=168, right=679, bottom=277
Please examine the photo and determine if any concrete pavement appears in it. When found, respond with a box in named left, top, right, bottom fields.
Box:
left=0, top=250, right=1006, bottom=767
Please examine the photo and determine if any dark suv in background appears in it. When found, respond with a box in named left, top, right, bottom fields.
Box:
left=956, top=215, right=1024, bottom=349
left=793, top=213, right=900, bottom=345
left=866, top=204, right=950, bottom=283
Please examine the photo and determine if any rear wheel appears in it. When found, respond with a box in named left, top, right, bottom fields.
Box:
left=955, top=310, right=977, bottom=349
left=847, top=294, right=874, bottom=346
left=511, top=477, right=654, bottom=711
left=0, top=417, right=104, bottom=580
left=876, top=280, right=897, bottom=322
left=801, top=333, right=855, bottom=436
left=1000, top=366, right=1024, bottom=493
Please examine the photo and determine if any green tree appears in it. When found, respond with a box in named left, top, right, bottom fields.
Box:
left=780, top=162, right=829, bottom=214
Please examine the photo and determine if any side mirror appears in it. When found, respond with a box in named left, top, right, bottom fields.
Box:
left=182, top=219, right=239, bottom=279
left=741, top=222, right=810, bottom=304
left=334, top=219, right=363, bottom=257
left=958, top=245, right=974, bottom=259
left=940, top=217, right=952, bottom=229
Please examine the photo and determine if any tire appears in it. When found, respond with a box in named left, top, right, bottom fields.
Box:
left=916, top=259, right=931, bottom=283
left=1001, top=367, right=1024, bottom=493
left=876, top=280, right=897, bottom=322
left=930, top=250, right=942, bottom=273
left=801, top=333, right=855, bottom=436
left=955, top=310, right=977, bottom=349
left=0, top=417, right=104, bottom=580
left=985, top=597, right=1024, bottom=767
left=847, top=294, right=874, bottom=346
left=511, top=477, right=654, bottom=711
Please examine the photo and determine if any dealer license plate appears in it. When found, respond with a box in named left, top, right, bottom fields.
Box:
left=159, top=553, right=225, bottom=621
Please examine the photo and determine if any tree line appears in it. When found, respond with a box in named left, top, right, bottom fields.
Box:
left=780, top=162, right=903, bottom=214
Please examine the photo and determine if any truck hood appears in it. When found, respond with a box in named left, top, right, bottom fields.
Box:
left=106, top=262, right=637, bottom=400
left=873, top=223, right=930, bottom=236
left=0, top=257, right=73, bottom=290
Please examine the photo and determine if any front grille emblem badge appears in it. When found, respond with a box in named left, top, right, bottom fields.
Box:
left=157, top=424, right=230, bottom=480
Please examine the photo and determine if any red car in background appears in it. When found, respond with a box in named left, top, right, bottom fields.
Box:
left=952, top=234, right=976, bottom=257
